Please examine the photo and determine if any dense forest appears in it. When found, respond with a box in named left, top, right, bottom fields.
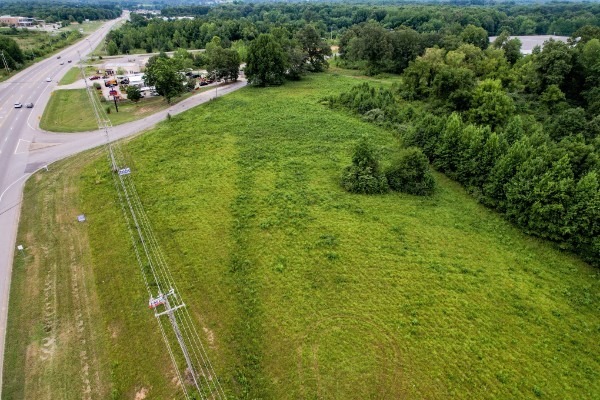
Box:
left=106, top=2, right=600, bottom=55
left=0, top=2, right=122, bottom=24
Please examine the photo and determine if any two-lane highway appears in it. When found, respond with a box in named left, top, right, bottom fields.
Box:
left=0, top=14, right=127, bottom=395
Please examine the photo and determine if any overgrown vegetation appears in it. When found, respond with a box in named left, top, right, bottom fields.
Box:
left=5, top=71, right=599, bottom=399
left=0, top=27, right=93, bottom=81
left=327, top=29, right=600, bottom=265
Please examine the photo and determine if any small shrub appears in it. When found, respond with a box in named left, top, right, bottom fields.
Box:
left=386, top=147, right=435, bottom=195
left=341, top=138, right=388, bottom=194
left=105, top=106, right=111, bottom=114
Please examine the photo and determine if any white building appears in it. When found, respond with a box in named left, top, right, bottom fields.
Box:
left=127, top=74, right=146, bottom=88
left=104, top=62, right=141, bottom=76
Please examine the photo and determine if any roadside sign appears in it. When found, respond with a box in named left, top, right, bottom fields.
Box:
left=118, top=167, right=131, bottom=176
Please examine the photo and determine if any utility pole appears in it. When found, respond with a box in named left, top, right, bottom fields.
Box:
left=0, top=51, right=11, bottom=74
left=113, top=94, right=119, bottom=112
left=151, top=289, right=201, bottom=390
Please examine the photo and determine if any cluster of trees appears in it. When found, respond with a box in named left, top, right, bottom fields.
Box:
left=339, top=22, right=490, bottom=75
left=341, top=138, right=435, bottom=196
left=0, top=2, right=121, bottom=24
left=0, top=36, right=24, bottom=69
left=245, top=26, right=331, bottom=86
left=143, top=51, right=194, bottom=104
left=327, top=29, right=600, bottom=266
left=106, top=3, right=600, bottom=56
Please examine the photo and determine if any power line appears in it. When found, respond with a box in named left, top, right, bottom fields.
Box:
left=77, top=54, right=226, bottom=399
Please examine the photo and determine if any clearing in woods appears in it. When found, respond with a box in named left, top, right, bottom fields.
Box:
left=3, top=71, right=599, bottom=399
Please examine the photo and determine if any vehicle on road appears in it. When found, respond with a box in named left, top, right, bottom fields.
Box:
left=26, top=103, right=34, bottom=108
left=14, top=102, right=22, bottom=108
left=89, top=75, right=100, bottom=80
left=46, top=77, right=52, bottom=82
left=68, top=60, right=72, bottom=63
left=57, top=55, right=61, bottom=59
left=60, top=61, right=64, bottom=65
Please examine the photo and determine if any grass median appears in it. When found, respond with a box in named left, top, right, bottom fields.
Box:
left=5, top=71, right=599, bottom=399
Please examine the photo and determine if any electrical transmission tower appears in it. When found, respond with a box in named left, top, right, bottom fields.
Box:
left=78, top=56, right=226, bottom=400
left=0, top=51, right=11, bottom=74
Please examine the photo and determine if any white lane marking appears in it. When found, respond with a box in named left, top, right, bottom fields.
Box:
left=0, top=173, right=30, bottom=205
left=14, top=139, right=31, bottom=155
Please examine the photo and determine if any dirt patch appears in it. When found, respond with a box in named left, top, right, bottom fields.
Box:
left=203, top=326, right=215, bottom=346
left=134, top=387, right=149, bottom=399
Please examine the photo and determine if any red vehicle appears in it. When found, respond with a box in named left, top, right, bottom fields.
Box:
left=109, top=90, right=118, bottom=96
left=89, top=75, right=100, bottom=80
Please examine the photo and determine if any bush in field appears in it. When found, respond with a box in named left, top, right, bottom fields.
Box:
left=341, top=138, right=388, bottom=194
left=386, top=147, right=435, bottom=195
left=126, top=85, right=142, bottom=102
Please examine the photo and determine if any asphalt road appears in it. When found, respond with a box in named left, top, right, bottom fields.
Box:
left=0, top=14, right=247, bottom=393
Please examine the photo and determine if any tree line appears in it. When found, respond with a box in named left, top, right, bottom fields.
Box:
left=326, top=27, right=600, bottom=266
left=0, top=2, right=121, bottom=24
left=105, top=2, right=600, bottom=56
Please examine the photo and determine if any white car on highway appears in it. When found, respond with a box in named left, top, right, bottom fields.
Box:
left=14, top=102, right=22, bottom=108
left=46, top=77, right=52, bottom=82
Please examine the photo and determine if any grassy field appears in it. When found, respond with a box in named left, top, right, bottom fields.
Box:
left=39, top=88, right=199, bottom=132
left=4, top=71, right=599, bottom=399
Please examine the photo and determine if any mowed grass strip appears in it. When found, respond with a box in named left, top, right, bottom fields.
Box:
left=58, top=67, right=83, bottom=85
left=5, top=71, right=599, bottom=399
left=39, top=88, right=203, bottom=132
left=2, top=153, right=113, bottom=399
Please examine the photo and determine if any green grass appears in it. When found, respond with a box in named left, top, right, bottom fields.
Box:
left=58, top=67, right=81, bottom=85
left=4, top=71, right=599, bottom=399
left=39, top=88, right=197, bottom=132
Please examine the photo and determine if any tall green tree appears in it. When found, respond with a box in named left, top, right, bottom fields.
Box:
left=207, top=46, right=240, bottom=82
left=341, top=137, right=388, bottom=194
left=0, top=36, right=24, bottom=68
left=107, top=40, right=119, bottom=56
left=461, top=24, right=488, bottom=50
left=245, top=34, right=286, bottom=86
left=144, top=57, right=186, bottom=104
left=533, top=39, right=573, bottom=91
left=296, top=24, right=331, bottom=72
left=470, top=79, right=515, bottom=130
left=346, top=22, right=392, bottom=75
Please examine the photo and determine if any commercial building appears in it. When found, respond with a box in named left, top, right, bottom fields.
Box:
left=0, top=15, right=36, bottom=27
